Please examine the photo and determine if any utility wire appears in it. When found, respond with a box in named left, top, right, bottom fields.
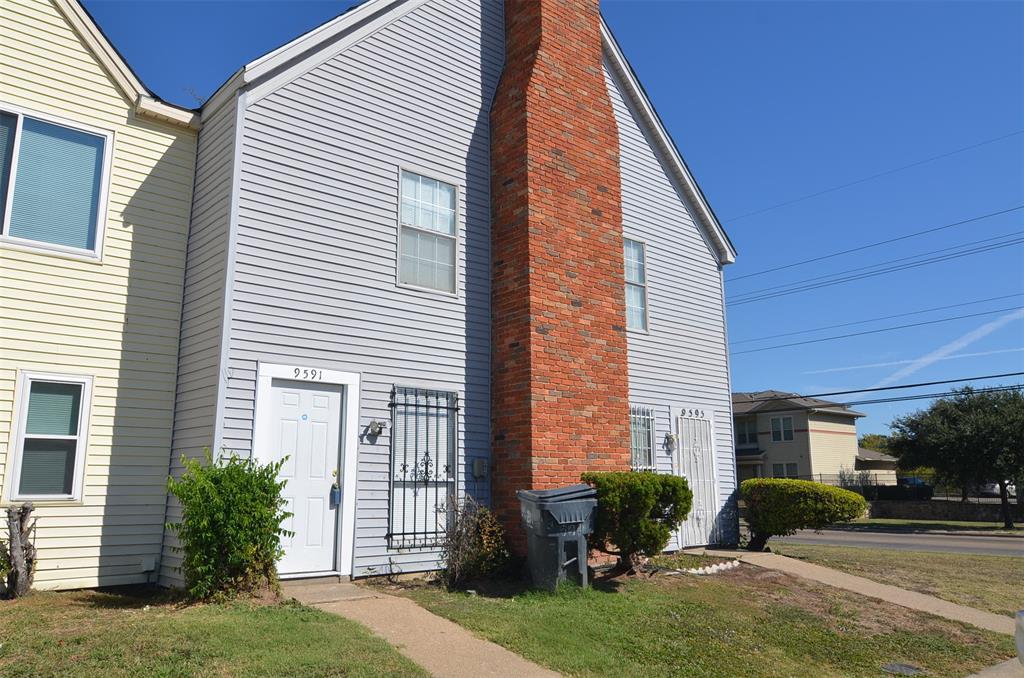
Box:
left=724, top=131, right=1024, bottom=224
left=730, top=293, right=1024, bottom=345
left=727, top=235, right=1024, bottom=306
left=728, top=205, right=1024, bottom=282
left=731, top=306, right=1024, bottom=355
left=840, top=384, right=1022, bottom=407
left=739, top=371, right=1024, bottom=403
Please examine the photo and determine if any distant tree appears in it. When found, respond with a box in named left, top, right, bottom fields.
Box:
left=858, top=433, right=891, bottom=453
left=889, top=387, right=1024, bottom=529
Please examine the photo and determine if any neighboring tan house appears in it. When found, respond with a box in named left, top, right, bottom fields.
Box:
left=732, top=391, right=883, bottom=484
left=0, top=0, right=197, bottom=588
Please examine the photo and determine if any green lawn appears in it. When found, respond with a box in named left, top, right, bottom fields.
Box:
left=773, top=543, right=1024, bottom=617
left=0, top=587, right=426, bottom=678
left=839, top=518, right=1024, bottom=534
left=395, top=565, right=1014, bottom=678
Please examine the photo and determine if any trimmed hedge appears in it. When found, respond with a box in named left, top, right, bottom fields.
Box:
left=581, top=471, right=692, bottom=571
left=741, top=478, right=867, bottom=551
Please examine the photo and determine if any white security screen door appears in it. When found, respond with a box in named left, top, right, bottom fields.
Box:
left=677, top=412, right=720, bottom=547
left=260, top=379, right=344, bottom=575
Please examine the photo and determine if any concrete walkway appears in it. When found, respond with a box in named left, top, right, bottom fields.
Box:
left=283, top=579, right=560, bottom=678
left=969, top=659, right=1024, bottom=677
left=705, top=549, right=1016, bottom=635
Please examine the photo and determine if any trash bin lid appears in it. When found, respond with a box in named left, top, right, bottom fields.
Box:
left=517, top=483, right=596, bottom=503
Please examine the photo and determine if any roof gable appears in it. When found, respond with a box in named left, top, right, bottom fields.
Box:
left=55, top=0, right=198, bottom=128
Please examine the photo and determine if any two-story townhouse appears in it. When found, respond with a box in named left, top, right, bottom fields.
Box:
left=162, top=0, right=739, bottom=583
left=732, top=391, right=894, bottom=484
left=0, top=0, right=197, bottom=588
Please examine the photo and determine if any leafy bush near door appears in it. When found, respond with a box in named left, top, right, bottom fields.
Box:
left=741, top=478, right=867, bottom=551
left=439, top=496, right=510, bottom=590
left=167, top=449, right=292, bottom=600
left=581, top=471, right=692, bottom=572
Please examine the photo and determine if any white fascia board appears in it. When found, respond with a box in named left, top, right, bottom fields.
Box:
left=600, top=19, right=736, bottom=266
left=55, top=0, right=199, bottom=129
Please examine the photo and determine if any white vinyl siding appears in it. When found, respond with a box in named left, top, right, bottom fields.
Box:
left=399, top=170, right=457, bottom=293
left=624, top=238, right=648, bottom=331
left=0, top=105, right=111, bottom=256
left=771, top=416, right=794, bottom=442
left=8, top=372, right=92, bottom=501
left=630, top=405, right=656, bottom=472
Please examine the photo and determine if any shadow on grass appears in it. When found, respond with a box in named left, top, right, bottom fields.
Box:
left=829, top=522, right=1021, bottom=535
left=76, top=584, right=187, bottom=610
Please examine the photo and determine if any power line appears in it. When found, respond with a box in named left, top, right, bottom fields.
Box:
left=731, top=293, right=1024, bottom=345
left=727, top=234, right=1024, bottom=306
left=841, top=384, right=1022, bottom=407
left=731, top=306, right=1024, bottom=355
left=724, top=130, right=1024, bottom=224
left=740, top=371, right=1024, bottom=403
left=728, top=205, right=1024, bottom=282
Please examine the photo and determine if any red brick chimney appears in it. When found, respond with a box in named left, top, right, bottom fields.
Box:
left=490, top=0, right=631, bottom=552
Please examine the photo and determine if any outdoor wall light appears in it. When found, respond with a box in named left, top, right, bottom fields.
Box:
left=664, top=432, right=678, bottom=452
left=367, top=420, right=387, bottom=436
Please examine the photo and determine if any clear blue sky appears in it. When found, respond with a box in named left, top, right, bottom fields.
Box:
left=84, top=0, right=1024, bottom=435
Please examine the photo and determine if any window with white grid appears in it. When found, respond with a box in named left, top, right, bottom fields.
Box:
left=624, top=238, right=648, bottom=331
left=399, top=170, right=457, bottom=293
left=630, top=405, right=657, bottom=472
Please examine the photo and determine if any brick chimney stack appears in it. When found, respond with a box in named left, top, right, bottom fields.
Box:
left=490, top=0, right=631, bottom=551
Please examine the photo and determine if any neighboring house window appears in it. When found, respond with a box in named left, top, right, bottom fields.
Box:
left=623, top=238, right=648, bottom=331
left=388, top=386, right=457, bottom=548
left=11, top=373, right=92, bottom=500
left=399, top=170, right=457, bottom=293
left=735, top=418, right=757, bottom=446
left=772, top=462, right=799, bottom=478
left=770, top=416, right=794, bottom=442
left=630, top=405, right=656, bottom=472
left=0, top=109, right=109, bottom=255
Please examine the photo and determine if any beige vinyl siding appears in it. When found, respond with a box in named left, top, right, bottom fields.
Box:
left=806, top=412, right=860, bottom=477
left=756, top=411, right=812, bottom=478
left=0, top=0, right=196, bottom=589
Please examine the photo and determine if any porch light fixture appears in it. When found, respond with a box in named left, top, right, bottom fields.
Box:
left=664, top=432, right=678, bottom=452
left=368, top=420, right=387, bottom=436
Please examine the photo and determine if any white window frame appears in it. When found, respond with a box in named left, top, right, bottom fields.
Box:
left=5, top=371, right=93, bottom=502
left=0, top=101, right=113, bottom=261
left=772, top=462, right=799, bottom=479
left=770, top=415, right=794, bottom=443
left=623, top=237, right=650, bottom=332
left=395, top=165, right=460, bottom=297
left=630, top=405, right=657, bottom=472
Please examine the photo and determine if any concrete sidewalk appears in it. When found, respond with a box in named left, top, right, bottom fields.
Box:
left=283, top=579, right=560, bottom=678
left=969, top=659, right=1024, bottom=677
left=705, top=549, right=1015, bottom=635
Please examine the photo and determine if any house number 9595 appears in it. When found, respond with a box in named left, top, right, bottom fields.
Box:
left=683, top=408, right=707, bottom=418
left=293, top=368, right=323, bottom=380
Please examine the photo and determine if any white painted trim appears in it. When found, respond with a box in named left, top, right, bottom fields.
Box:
left=212, top=91, right=247, bottom=455
left=245, top=0, right=432, bottom=105
left=0, top=100, right=113, bottom=261
left=770, top=415, right=795, bottom=443
left=3, top=371, right=94, bottom=504
left=623, top=236, right=650, bottom=333
left=252, top=362, right=360, bottom=577
left=601, top=21, right=736, bottom=265
left=52, top=0, right=198, bottom=129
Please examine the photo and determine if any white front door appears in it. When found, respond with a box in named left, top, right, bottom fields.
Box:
left=259, top=378, right=343, bottom=575
left=677, top=413, right=720, bottom=547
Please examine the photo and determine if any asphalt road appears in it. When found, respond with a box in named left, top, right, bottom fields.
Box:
left=777, top=529, right=1024, bottom=557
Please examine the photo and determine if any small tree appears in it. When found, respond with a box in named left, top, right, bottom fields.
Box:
left=742, top=479, right=866, bottom=551
left=581, top=471, right=692, bottom=573
left=167, top=450, right=292, bottom=600
left=889, top=387, right=1024, bottom=528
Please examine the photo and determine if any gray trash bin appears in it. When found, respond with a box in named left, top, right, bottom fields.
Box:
left=517, top=484, right=597, bottom=591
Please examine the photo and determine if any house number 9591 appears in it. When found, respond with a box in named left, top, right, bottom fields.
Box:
left=293, top=368, right=323, bottom=380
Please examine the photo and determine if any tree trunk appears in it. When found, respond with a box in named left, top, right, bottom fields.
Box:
left=960, top=484, right=969, bottom=502
left=746, top=532, right=769, bottom=552
left=5, top=503, right=36, bottom=598
left=998, top=481, right=1014, bottom=530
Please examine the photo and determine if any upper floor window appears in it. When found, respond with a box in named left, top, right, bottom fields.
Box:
left=770, top=416, right=794, bottom=442
left=735, top=418, right=758, bottom=446
left=10, top=373, right=92, bottom=500
left=629, top=405, right=656, bottom=472
left=624, top=238, right=648, bottom=330
left=1, top=108, right=109, bottom=257
left=399, top=170, right=456, bottom=294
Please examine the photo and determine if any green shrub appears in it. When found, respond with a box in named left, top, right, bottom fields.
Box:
left=167, top=449, right=292, bottom=600
left=581, top=471, right=692, bottom=571
left=439, top=496, right=510, bottom=590
left=741, top=478, right=867, bottom=551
